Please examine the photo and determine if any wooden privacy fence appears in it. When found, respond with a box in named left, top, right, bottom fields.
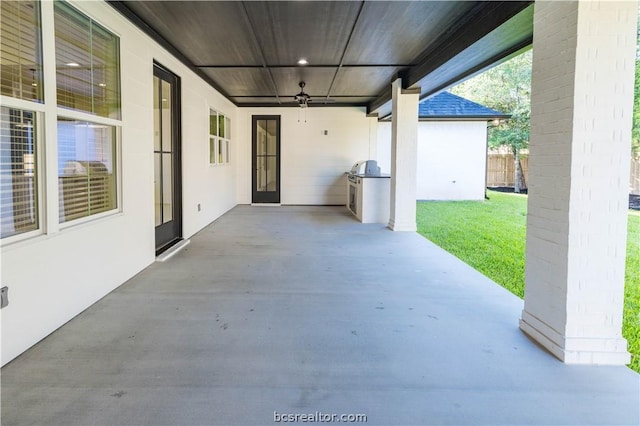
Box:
left=632, top=157, right=640, bottom=195
left=487, top=154, right=640, bottom=194
left=487, top=154, right=529, bottom=188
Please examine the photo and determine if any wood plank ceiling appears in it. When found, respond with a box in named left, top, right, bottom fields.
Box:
left=109, top=1, right=533, bottom=117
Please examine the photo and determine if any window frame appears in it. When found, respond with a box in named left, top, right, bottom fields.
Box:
left=0, top=101, right=46, bottom=246
left=53, top=0, right=122, bottom=120
left=208, top=107, right=231, bottom=166
left=209, top=136, right=218, bottom=165
left=1, top=0, right=124, bottom=245
left=0, top=0, right=45, bottom=103
left=56, top=112, right=122, bottom=230
left=0, top=0, right=47, bottom=245
left=52, top=1, right=123, bottom=228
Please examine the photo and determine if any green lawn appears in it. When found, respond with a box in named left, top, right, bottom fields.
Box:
left=416, top=190, right=640, bottom=372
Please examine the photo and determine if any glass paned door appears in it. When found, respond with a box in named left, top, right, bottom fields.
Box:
left=252, top=116, right=280, bottom=203
left=153, top=63, right=181, bottom=253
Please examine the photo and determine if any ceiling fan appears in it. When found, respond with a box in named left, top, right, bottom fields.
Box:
left=294, top=81, right=311, bottom=108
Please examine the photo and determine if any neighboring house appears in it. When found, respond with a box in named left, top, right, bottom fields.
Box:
left=377, top=92, right=510, bottom=201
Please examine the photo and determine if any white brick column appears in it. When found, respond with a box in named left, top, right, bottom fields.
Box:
left=388, top=78, right=419, bottom=232
left=520, top=0, right=636, bottom=365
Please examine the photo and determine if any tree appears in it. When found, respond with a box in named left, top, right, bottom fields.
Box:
left=451, top=50, right=532, bottom=192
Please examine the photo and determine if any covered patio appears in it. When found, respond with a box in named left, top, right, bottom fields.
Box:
left=2, top=206, right=637, bottom=425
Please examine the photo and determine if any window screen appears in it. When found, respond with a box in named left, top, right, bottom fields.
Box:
left=0, top=0, right=44, bottom=102
left=0, top=107, right=38, bottom=238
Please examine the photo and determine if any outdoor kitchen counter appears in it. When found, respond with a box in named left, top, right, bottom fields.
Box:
left=344, top=173, right=391, bottom=178
left=346, top=173, right=390, bottom=224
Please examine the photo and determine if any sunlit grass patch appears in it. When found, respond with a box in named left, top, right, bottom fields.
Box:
left=417, top=191, right=640, bottom=372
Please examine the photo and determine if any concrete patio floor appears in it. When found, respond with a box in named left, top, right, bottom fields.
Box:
left=2, top=206, right=639, bottom=426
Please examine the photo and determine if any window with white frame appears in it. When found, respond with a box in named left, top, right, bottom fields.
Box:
left=0, top=108, right=39, bottom=238
left=54, top=1, right=121, bottom=119
left=0, top=0, right=43, bottom=240
left=209, top=109, right=230, bottom=165
left=57, top=119, right=117, bottom=223
left=1, top=0, right=122, bottom=241
left=54, top=1, right=121, bottom=224
left=0, top=1, right=44, bottom=102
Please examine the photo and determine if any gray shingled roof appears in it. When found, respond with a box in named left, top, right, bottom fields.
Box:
left=418, top=92, right=511, bottom=120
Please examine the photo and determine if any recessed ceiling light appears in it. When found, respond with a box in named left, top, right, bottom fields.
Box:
left=297, top=58, right=308, bottom=65
left=66, top=62, right=80, bottom=67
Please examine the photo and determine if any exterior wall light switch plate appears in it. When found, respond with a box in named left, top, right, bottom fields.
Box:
left=1, top=286, right=8, bottom=309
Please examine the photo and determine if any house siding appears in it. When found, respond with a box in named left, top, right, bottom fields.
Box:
left=377, top=121, right=488, bottom=201
left=236, top=107, right=377, bottom=206
left=1, top=0, right=237, bottom=366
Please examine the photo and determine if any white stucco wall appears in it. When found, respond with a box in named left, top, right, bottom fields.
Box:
left=1, top=0, right=237, bottom=366
left=236, top=107, right=377, bottom=205
left=378, top=121, right=488, bottom=201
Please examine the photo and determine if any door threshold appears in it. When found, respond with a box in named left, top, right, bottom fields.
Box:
left=156, top=239, right=190, bottom=262
left=251, top=203, right=281, bottom=207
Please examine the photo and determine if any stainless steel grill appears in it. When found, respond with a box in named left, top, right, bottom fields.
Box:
left=349, top=160, right=381, bottom=177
